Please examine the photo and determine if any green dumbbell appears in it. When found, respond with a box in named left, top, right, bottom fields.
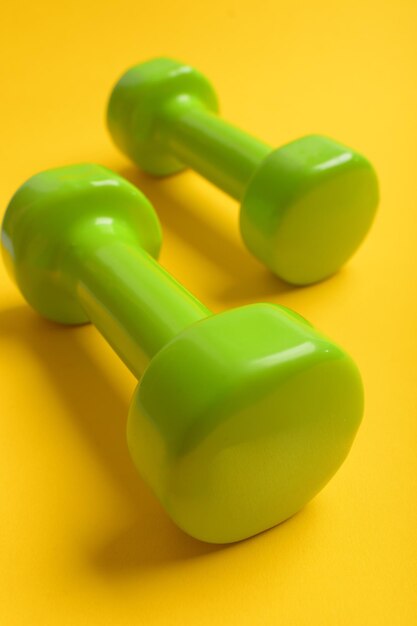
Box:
left=2, top=164, right=363, bottom=543
left=107, top=58, right=379, bottom=285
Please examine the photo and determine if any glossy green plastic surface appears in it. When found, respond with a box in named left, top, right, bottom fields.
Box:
left=129, top=303, right=363, bottom=543
left=241, top=136, right=379, bottom=284
left=108, top=58, right=379, bottom=285
left=2, top=164, right=364, bottom=543
left=1, top=164, right=208, bottom=372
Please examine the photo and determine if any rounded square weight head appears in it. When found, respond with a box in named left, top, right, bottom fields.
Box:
left=240, top=135, right=379, bottom=284
left=107, top=58, right=219, bottom=176
left=1, top=164, right=162, bottom=323
left=128, top=303, right=363, bottom=543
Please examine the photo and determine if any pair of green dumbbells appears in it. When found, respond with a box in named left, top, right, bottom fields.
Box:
left=2, top=58, right=379, bottom=544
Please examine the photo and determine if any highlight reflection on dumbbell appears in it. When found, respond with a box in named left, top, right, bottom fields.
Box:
left=2, top=164, right=363, bottom=543
left=108, top=58, right=379, bottom=286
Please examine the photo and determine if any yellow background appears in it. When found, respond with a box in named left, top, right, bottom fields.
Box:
left=1, top=1, right=416, bottom=624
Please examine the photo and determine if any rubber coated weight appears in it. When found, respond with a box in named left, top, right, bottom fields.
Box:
left=108, top=58, right=379, bottom=285
left=2, top=164, right=364, bottom=543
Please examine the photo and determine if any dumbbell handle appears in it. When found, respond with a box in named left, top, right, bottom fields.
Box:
left=69, top=236, right=210, bottom=378
left=160, top=98, right=271, bottom=199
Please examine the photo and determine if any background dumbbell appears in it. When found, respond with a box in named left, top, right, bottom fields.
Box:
left=107, top=57, right=379, bottom=286
left=2, top=164, right=364, bottom=543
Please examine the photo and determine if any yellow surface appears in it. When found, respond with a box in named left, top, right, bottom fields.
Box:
left=1, top=1, right=416, bottom=623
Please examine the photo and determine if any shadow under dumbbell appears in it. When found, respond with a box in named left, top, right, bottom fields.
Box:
left=118, top=165, right=295, bottom=304
left=0, top=306, right=221, bottom=573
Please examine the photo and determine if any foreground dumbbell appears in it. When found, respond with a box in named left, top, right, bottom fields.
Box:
left=108, top=58, right=379, bottom=286
left=2, top=164, right=363, bottom=543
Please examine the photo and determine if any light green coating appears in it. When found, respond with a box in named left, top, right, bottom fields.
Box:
left=2, top=164, right=364, bottom=543
left=107, top=57, right=379, bottom=285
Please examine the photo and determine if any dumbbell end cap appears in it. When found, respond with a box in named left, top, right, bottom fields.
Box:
left=240, top=135, right=379, bottom=285
left=2, top=164, right=162, bottom=323
left=128, top=303, right=363, bottom=543
left=107, top=57, right=219, bottom=175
